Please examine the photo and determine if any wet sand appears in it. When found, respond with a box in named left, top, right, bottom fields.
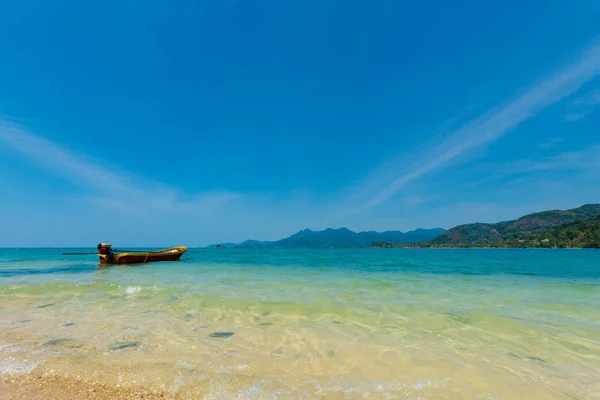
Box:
left=0, top=374, right=179, bottom=400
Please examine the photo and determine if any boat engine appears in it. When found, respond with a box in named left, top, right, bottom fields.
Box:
left=97, top=243, right=112, bottom=254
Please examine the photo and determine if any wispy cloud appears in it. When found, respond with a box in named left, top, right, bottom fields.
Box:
left=536, top=137, right=563, bottom=150
left=503, top=146, right=600, bottom=174
left=564, top=113, right=586, bottom=122
left=360, top=40, right=600, bottom=209
left=0, top=119, right=336, bottom=245
left=564, top=88, right=600, bottom=122
left=571, top=88, right=600, bottom=106
left=0, top=119, right=240, bottom=216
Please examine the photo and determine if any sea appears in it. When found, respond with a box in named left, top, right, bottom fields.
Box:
left=0, top=248, right=599, bottom=399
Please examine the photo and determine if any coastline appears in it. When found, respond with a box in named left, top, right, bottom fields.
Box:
left=368, top=244, right=599, bottom=249
left=0, top=374, right=180, bottom=400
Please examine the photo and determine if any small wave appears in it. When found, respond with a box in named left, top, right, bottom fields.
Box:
left=205, top=380, right=283, bottom=400
left=0, top=263, right=96, bottom=277
left=216, top=364, right=249, bottom=373
left=411, top=379, right=433, bottom=390
left=0, top=344, right=27, bottom=354
left=317, top=377, right=449, bottom=398
left=0, top=357, right=42, bottom=375
left=174, top=361, right=194, bottom=369
left=125, top=285, right=142, bottom=295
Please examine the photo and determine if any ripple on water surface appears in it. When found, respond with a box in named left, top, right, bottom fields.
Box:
left=0, top=248, right=599, bottom=399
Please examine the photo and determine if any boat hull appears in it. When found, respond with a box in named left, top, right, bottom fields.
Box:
left=98, top=246, right=187, bottom=264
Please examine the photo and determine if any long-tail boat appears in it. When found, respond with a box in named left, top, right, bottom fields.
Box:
left=96, top=243, right=187, bottom=264
left=63, top=243, right=187, bottom=264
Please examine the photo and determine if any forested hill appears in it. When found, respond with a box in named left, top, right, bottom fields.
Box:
left=501, top=215, right=600, bottom=248
left=426, top=204, right=600, bottom=247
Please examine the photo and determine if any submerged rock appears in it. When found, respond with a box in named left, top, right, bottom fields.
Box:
left=528, top=356, right=548, bottom=363
left=44, top=338, right=84, bottom=348
left=44, top=338, right=72, bottom=346
left=208, top=332, right=234, bottom=339
left=447, top=313, right=471, bottom=324
left=109, top=341, right=139, bottom=351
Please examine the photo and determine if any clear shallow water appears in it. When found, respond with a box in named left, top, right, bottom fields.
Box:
left=0, top=248, right=599, bottom=399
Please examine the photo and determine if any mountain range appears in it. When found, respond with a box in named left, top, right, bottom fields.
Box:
left=206, top=227, right=446, bottom=249
left=380, top=203, right=600, bottom=248
left=207, top=204, right=600, bottom=249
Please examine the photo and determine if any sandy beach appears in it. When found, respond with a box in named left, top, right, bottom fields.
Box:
left=0, top=374, right=179, bottom=400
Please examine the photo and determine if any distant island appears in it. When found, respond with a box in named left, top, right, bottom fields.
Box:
left=206, top=227, right=446, bottom=249
left=369, top=204, right=600, bottom=249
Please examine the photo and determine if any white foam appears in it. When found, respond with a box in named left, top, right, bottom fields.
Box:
left=125, top=286, right=142, bottom=295
left=0, top=357, right=41, bottom=375
left=411, top=379, right=432, bottom=390
left=174, top=360, right=193, bottom=369
left=216, top=364, right=249, bottom=373
left=204, top=380, right=282, bottom=400
left=0, top=344, right=26, bottom=354
left=171, top=375, right=184, bottom=394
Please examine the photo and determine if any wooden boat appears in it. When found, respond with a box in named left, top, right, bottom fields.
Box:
left=96, top=243, right=187, bottom=264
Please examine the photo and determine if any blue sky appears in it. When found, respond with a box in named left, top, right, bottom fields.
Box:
left=1, top=0, right=600, bottom=246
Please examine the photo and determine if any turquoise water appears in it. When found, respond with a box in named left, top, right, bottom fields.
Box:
left=1, top=248, right=599, bottom=399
